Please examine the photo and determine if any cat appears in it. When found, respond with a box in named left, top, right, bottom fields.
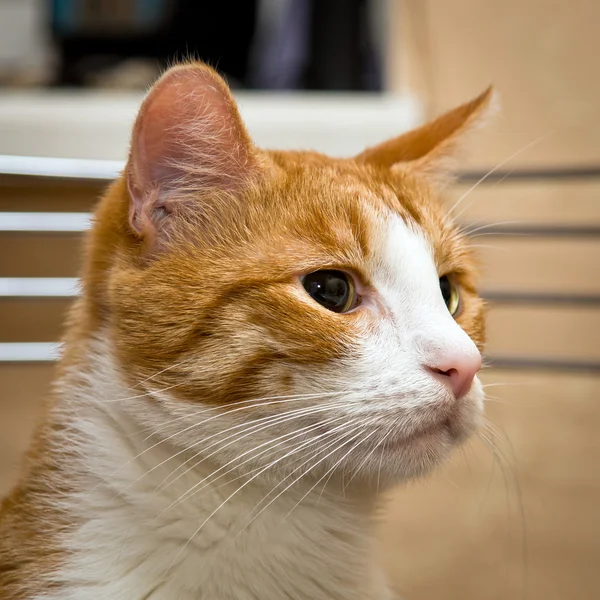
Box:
left=0, top=62, right=493, bottom=600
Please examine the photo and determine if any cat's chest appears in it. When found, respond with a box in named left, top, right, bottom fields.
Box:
left=39, top=438, right=386, bottom=600
left=41, top=499, right=386, bottom=600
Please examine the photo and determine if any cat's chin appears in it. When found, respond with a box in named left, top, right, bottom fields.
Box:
left=341, top=398, right=483, bottom=487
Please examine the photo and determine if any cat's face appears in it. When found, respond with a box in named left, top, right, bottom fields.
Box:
left=96, top=64, right=491, bottom=490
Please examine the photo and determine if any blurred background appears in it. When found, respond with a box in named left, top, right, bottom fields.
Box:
left=0, top=1, right=598, bottom=599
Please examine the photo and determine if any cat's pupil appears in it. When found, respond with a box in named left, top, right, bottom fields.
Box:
left=302, top=270, right=351, bottom=313
left=439, top=275, right=452, bottom=307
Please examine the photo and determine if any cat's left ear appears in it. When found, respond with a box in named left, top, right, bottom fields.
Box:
left=125, top=62, right=258, bottom=248
left=355, top=87, right=497, bottom=186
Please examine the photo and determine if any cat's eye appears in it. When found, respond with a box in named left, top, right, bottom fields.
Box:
left=301, top=270, right=358, bottom=314
left=439, top=275, right=460, bottom=316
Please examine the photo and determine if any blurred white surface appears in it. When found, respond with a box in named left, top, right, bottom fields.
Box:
left=0, top=212, right=91, bottom=231
left=0, top=91, right=421, bottom=171
left=0, top=342, right=61, bottom=362
left=0, top=278, right=78, bottom=297
left=0, top=155, right=122, bottom=180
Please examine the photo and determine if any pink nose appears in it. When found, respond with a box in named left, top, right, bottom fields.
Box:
left=427, top=351, right=482, bottom=399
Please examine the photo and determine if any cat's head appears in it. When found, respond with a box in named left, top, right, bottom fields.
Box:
left=91, top=63, right=494, bottom=489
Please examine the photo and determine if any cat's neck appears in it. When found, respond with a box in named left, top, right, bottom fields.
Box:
left=37, top=338, right=391, bottom=600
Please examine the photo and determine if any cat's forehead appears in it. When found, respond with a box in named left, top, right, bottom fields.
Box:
left=260, top=158, right=458, bottom=258
left=224, top=158, right=469, bottom=286
left=269, top=155, right=446, bottom=223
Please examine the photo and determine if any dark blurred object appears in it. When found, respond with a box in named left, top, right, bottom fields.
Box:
left=50, top=0, right=258, bottom=87
left=250, top=0, right=382, bottom=91
left=50, top=0, right=382, bottom=90
left=307, top=0, right=381, bottom=91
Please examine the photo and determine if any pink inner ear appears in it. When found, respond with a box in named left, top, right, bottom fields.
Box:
left=126, top=64, right=255, bottom=237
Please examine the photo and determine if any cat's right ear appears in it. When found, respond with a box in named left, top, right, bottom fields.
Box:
left=125, top=63, right=257, bottom=246
left=355, top=88, right=497, bottom=187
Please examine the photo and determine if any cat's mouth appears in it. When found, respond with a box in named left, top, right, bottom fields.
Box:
left=378, top=405, right=477, bottom=451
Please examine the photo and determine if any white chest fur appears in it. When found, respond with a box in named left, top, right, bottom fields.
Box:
left=38, top=348, right=392, bottom=600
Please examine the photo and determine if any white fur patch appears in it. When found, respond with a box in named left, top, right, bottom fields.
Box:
left=36, top=340, right=393, bottom=600
left=35, top=213, right=481, bottom=600
left=293, top=210, right=484, bottom=484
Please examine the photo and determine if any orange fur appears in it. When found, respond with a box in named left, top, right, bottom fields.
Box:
left=0, top=62, right=492, bottom=599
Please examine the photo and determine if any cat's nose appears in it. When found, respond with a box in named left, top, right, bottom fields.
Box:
left=426, top=350, right=482, bottom=399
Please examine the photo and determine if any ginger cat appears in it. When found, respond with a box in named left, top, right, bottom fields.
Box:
left=0, top=63, right=493, bottom=599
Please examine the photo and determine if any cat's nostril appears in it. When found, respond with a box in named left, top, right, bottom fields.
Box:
left=429, top=366, right=456, bottom=378
left=426, top=354, right=481, bottom=399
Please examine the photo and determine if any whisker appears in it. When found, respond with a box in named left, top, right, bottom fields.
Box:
left=467, top=243, right=510, bottom=252
left=477, top=419, right=528, bottom=585
left=462, top=220, right=524, bottom=236
left=468, top=232, right=527, bottom=240
left=140, top=389, right=353, bottom=439
left=451, top=162, right=520, bottom=222
left=95, top=381, right=186, bottom=404
left=236, top=418, right=379, bottom=535
left=130, top=358, right=194, bottom=390
left=160, top=415, right=358, bottom=518
left=282, top=424, right=382, bottom=521
left=117, top=400, right=349, bottom=499
left=210, top=420, right=358, bottom=497
left=169, top=417, right=367, bottom=565
left=483, top=394, right=517, bottom=406
left=155, top=401, right=349, bottom=491
left=482, top=419, right=520, bottom=465
left=449, top=132, right=553, bottom=216
left=104, top=390, right=352, bottom=487
left=342, top=417, right=399, bottom=491
left=209, top=416, right=367, bottom=502
left=155, top=405, right=350, bottom=499
left=477, top=430, right=514, bottom=519
left=482, top=380, right=542, bottom=389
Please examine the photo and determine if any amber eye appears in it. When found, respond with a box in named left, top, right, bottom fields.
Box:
left=439, top=275, right=460, bottom=316
left=301, top=270, right=357, bottom=313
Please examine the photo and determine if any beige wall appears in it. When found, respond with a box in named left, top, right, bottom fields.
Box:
left=1, top=3, right=599, bottom=598
left=391, top=0, right=600, bottom=167
left=381, top=2, right=600, bottom=599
